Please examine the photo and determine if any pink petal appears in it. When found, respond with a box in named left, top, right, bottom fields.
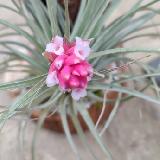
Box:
left=74, top=47, right=90, bottom=60
left=45, top=43, right=55, bottom=52
left=46, top=71, right=59, bottom=87
left=74, top=37, right=91, bottom=60
left=72, top=70, right=80, bottom=76
left=69, top=75, right=80, bottom=88
left=54, top=55, right=65, bottom=70
left=73, top=64, right=88, bottom=76
left=71, top=89, right=87, bottom=101
left=65, top=54, right=81, bottom=65
left=54, top=46, right=64, bottom=56
left=65, top=46, right=75, bottom=55
left=60, top=66, right=72, bottom=81
left=52, top=36, right=63, bottom=46
left=76, top=37, right=90, bottom=48
left=48, top=62, right=56, bottom=73
left=81, top=61, right=93, bottom=80
left=45, top=42, right=64, bottom=56
left=79, top=77, right=87, bottom=88
left=47, top=36, right=64, bottom=56
left=58, top=73, right=69, bottom=91
left=87, top=74, right=92, bottom=81
left=87, top=66, right=93, bottom=81
left=63, top=41, right=70, bottom=52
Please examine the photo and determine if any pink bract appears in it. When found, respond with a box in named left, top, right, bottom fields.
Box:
left=45, top=36, right=93, bottom=101
left=45, top=36, right=64, bottom=56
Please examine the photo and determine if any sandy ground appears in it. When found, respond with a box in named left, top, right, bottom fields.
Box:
left=1, top=94, right=160, bottom=160
left=0, top=0, right=160, bottom=160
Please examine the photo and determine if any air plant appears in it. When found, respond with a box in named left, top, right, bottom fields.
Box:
left=0, top=0, right=160, bottom=159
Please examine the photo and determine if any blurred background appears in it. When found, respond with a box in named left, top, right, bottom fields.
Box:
left=0, top=0, right=160, bottom=160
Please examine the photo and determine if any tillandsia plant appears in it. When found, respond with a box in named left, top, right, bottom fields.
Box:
left=0, top=0, right=160, bottom=159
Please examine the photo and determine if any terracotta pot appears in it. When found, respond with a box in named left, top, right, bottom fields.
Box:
left=31, top=90, right=123, bottom=134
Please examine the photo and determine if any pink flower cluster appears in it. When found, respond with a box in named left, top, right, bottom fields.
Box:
left=44, top=36, right=93, bottom=100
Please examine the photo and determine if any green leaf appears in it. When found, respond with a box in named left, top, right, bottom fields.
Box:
left=90, top=0, right=122, bottom=38
left=0, top=4, right=19, bottom=13
left=88, top=83, right=160, bottom=105
left=95, top=92, right=107, bottom=128
left=32, top=109, right=50, bottom=160
left=133, top=23, right=160, bottom=35
left=77, top=101, right=112, bottom=160
left=33, top=91, right=62, bottom=109
left=0, top=74, right=47, bottom=90
left=27, top=0, right=51, bottom=41
left=142, top=65, right=160, bottom=97
left=100, top=93, right=122, bottom=136
left=11, top=79, right=46, bottom=111
left=4, top=44, right=46, bottom=72
left=46, top=0, right=60, bottom=36
left=59, top=97, right=80, bottom=159
left=11, top=0, right=20, bottom=10
left=70, top=103, right=98, bottom=160
left=18, top=120, right=27, bottom=158
left=117, top=72, right=160, bottom=84
left=64, top=0, right=70, bottom=39
left=103, top=12, right=155, bottom=49
left=81, top=0, right=110, bottom=38
left=0, top=19, right=42, bottom=49
left=122, top=33, right=159, bottom=43
left=0, top=32, right=20, bottom=38
left=57, top=5, right=65, bottom=35
left=0, top=19, right=39, bottom=45
left=0, top=79, right=45, bottom=129
left=0, top=40, right=48, bottom=68
left=19, top=1, right=47, bottom=47
left=71, top=0, right=87, bottom=40
left=92, top=0, right=159, bottom=51
left=88, top=48, right=160, bottom=60
left=30, top=87, right=57, bottom=107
